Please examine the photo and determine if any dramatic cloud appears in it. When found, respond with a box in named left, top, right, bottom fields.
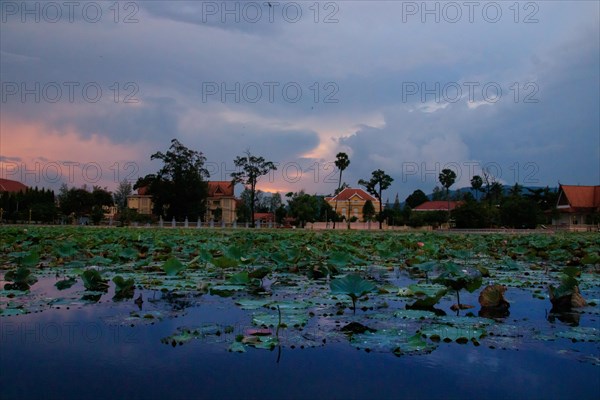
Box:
left=1, top=1, right=598, bottom=199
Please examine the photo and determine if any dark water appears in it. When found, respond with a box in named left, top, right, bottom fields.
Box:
left=1, top=278, right=599, bottom=400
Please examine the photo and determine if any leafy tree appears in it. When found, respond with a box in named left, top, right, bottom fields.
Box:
left=333, top=152, right=350, bottom=228
left=286, top=191, right=319, bottom=228
left=362, top=200, right=376, bottom=222
left=136, top=139, right=209, bottom=220
left=500, top=198, right=538, bottom=228
left=269, top=192, right=283, bottom=213
left=57, top=185, right=112, bottom=224
left=358, top=169, right=393, bottom=229
left=453, top=199, right=488, bottom=228
left=58, top=184, right=94, bottom=221
left=275, top=204, right=288, bottom=225
left=317, top=195, right=337, bottom=222
left=408, top=210, right=448, bottom=228
left=405, top=189, right=428, bottom=209
left=92, top=186, right=113, bottom=207
left=231, top=150, right=277, bottom=228
left=91, top=186, right=113, bottom=225
left=470, top=175, right=483, bottom=201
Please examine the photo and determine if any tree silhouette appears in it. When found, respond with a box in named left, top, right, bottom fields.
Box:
left=358, top=169, right=393, bottom=229
left=136, top=139, right=209, bottom=220
left=439, top=169, right=457, bottom=217
left=231, top=150, right=277, bottom=228
left=470, top=175, right=483, bottom=201
left=333, top=152, right=350, bottom=229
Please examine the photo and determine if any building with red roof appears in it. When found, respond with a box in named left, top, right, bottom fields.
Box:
left=413, top=200, right=463, bottom=212
left=325, top=188, right=380, bottom=221
left=254, top=212, right=275, bottom=225
left=207, top=181, right=236, bottom=223
left=127, top=186, right=153, bottom=215
left=553, top=184, right=600, bottom=228
left=0, top=178, right=28, bottom=193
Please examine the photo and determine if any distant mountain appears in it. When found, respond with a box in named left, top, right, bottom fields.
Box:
left=429, top=185, right=558, bottom=200
left=385, top=185, right=558, bottom=208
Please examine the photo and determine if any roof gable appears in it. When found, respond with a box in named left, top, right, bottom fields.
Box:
left=329, top=188, right=378, bottom=202
left=558, top=185, right=600, bottom=209
left=208, top=181, right=234, bottom=197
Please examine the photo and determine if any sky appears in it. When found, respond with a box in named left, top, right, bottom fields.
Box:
left=1, top=0, right=599, bottom=201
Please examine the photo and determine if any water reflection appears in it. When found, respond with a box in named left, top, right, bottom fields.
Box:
left=547, top=309, right=581, bottom=326
left=478, top=306, right=510, bottom=319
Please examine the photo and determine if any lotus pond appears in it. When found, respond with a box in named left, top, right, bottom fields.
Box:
left=1, top=227, right=599, bottom=400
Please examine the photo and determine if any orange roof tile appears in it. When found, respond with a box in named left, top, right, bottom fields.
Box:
left=557, top=185, right=600, bottom=210
left=208, top=181, right=235, bottom=197
left=254, top=212, right=275, bottom=221
left=0, top=178, right=27, bottom=193
left=328, top=188, right=378, bottom=202
left=413, top=201, right=463, bottom=211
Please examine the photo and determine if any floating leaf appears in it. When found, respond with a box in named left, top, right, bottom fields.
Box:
left=212, top=256, right=240, bottom=269
left=118, top=247, right=138, bottom=260
left=55, top=277, right=77, bottom=290
left=406, top=284, right=447, bottom=310
left=81, top=269, right=108, bottom=291
left=162, top=258, right=186, bottom=276
left=5, top=267, right=37, bottom=287
left=351, top=329, right=437, bottom=355
left=113, top=276, right=135, bottom=299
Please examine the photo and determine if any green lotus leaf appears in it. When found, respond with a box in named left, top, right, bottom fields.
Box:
left=55, top=277, right=77, bottom=290
left=162, top=257, right=186, bottom=276
left=81, top=269, right=108, bottom=291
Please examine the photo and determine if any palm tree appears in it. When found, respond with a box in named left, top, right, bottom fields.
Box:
left=333, top=152, right=350, bottom=229
left=439, top=169, right=457, bottom=219
left=470, top=175, right=483, bottom=201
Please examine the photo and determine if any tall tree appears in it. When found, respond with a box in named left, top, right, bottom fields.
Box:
left=269, top=192, right=282, bottom=212
left=470, top=175, right=483, bottom=201
left=333, top=152, right=350, bottom=229
left=439, top=168, right=457, bottom=216
left=91, top=186, right=114, bottom=224
left=136, top=139, right=209, bottom=220
left=358, top=169, right=393, bottom=229
left=231, top=150, right=277, bottom=228
left=113, top=179, right=132, bottom=211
